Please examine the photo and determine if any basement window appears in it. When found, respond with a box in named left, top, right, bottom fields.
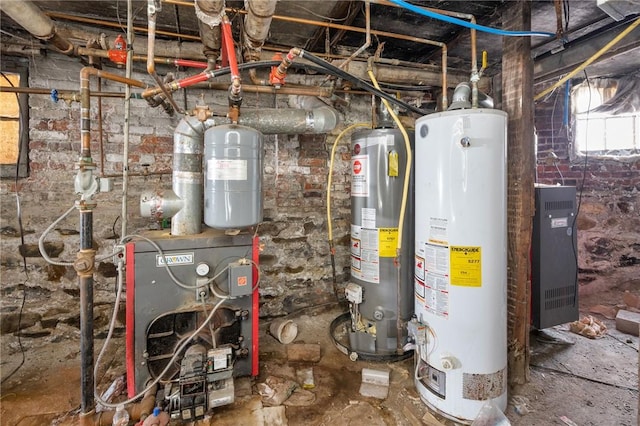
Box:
left=573, top=75, right=640, bottom=156
left=0, top=64, right=29, bottom=178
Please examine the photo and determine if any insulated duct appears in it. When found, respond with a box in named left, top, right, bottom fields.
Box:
left=0, top=0, right=74, bottom=54
left=195, top=0, right=225, bottom=67
left=155, top=106, right=340, bottom=235
left=243, top=0, right=278, bottom=61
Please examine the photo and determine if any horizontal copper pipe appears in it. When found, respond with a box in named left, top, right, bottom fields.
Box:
left=191, top=82, right=333, bottom=97
left=46, top=11, right=201, bottom=41
left=0, top=86, right=125, bottom=98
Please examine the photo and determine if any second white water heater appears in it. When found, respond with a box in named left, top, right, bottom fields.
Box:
left=412, top=109, right=508, bottom=422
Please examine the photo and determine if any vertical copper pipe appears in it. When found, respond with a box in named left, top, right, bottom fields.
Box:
left=471, top=23, right=478, bottom=108
left=79, top=67, right=146, bottom=158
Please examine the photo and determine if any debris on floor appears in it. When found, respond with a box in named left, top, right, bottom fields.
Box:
left=256, top=376, right=297, bottom=406
left=286, top=343, right=321, bottom=362
left=510, top=395, right=532, bottom=416
left=569, top=315, right=607, bottom=338
left=615, top=309, right=640, bottom=336
left=471, top=400, right=511, bottom=425
left=589, top=304, right=619, bottom=319
left=359, top=368, right=390, bottom=400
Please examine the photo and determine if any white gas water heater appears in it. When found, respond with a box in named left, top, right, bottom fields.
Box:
left=412, top=108, right=508, bottom=423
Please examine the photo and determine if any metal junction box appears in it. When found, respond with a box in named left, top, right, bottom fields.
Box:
left=532, top=184, right=579, bottom=329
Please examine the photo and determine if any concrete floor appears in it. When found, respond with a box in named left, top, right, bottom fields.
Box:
left=1, top=292, right=638, bottom=426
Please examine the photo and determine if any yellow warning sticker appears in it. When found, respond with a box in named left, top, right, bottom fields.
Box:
left=450, top=246, right=481, bottom=287
left=379, top=228, right=398, bottom=258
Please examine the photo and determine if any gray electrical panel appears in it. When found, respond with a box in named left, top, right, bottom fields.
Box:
left=532, top=184, right=579, bottom=329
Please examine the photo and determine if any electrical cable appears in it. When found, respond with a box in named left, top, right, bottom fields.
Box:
left=570, top=71, right=591, bottom=305
left=0, top=72, right=28, bottom=385
left=326, top=122, right=371, bottom=288
left=200, top=299, right=217, bottom=349
left=387, top=0, right=555, bottom=37
left=39, top=205, right=122, bottom=266
left=530, top=364, right=637, bottom=392
left=120, top=234, right=232, bottom=294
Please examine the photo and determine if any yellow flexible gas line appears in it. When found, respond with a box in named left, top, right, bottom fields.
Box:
left=534, top=17, right=640, bottom=101
left=327, top=122, right=371, bottom=284
left=366, top=68, right=412, bottom=257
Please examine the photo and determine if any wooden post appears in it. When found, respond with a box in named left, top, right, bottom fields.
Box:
left=501, top=1, right=535, bottom=385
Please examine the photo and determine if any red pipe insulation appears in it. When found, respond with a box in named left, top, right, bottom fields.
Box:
left=221, top=17, right=240, bottom=80
left=174, top=59, right=208, bottom=69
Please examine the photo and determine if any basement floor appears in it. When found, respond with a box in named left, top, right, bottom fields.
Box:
left=1, top=268, right=638, bottom=426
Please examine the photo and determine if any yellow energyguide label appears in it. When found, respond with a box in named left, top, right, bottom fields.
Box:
left=450, top=246, right=481, bottom=287
left=378, top=228, right=398, bottom=258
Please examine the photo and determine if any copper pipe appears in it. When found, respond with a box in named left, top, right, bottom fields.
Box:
left=0, top=86, right=125, bottom=98
left=191, top=82, right=333, bottom=97
left=80, top=67, right=146, bottom=158
left=47, top=11, right=440, bottom=67
left=375, top=0, right=479, bottom=109
left=47, top=11, right=201, bottom=41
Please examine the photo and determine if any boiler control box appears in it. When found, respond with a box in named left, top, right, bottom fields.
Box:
left=228, top=261, right=253, bottom=298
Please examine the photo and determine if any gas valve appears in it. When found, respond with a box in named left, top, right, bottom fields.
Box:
left=108, top=34, right=127, bottom=67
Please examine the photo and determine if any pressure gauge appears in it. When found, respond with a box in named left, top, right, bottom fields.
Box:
left=196, top=262, right=210, bottom=277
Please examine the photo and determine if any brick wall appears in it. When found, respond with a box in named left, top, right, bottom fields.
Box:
left=535, top=89, right=640, bottom=278
left=0, top=49, right=370, bottom=346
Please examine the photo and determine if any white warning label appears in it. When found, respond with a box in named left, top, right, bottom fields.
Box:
left=351, top=155, right=369, bottom=197
left=350, top=224, right=379, bottom=284
left=208, top=159, right=247, bottom=181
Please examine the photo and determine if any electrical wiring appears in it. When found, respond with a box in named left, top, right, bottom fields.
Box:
left=120, top=234, right=231, bottom=294
left=387, top=0, right=555, bottom=38
left=39, top=205, right=123, bottom=266
left=0, top=71, right=29, bottom=385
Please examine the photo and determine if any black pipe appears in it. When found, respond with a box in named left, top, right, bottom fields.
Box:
left=297, top=51, right=430, bottom=116
left=79, top=209, right=94, bottom=414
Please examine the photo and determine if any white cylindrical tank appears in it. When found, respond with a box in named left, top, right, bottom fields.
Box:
left=413, top=109, right=508, bottom=422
